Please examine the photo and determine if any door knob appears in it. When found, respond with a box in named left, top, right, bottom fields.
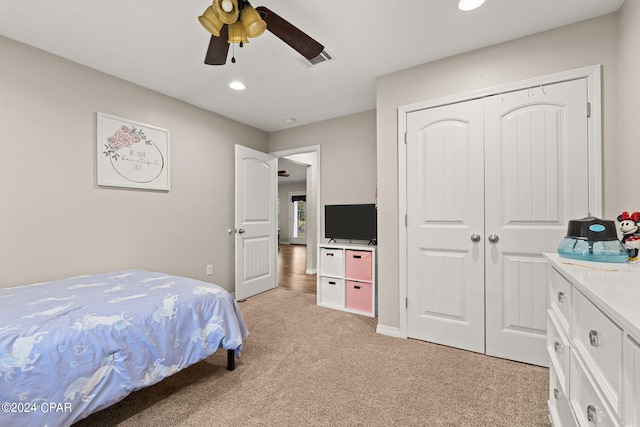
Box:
left=238, top=228, right=246, bottom=234
left=488, top=234, right=499, bottom=243
left=471, top=233, right=481, bottom=242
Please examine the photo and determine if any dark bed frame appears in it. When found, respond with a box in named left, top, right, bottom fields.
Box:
left=227, top=349, right=236, bottom=371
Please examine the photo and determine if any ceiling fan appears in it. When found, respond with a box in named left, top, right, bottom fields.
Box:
left=198, top=0, right=324, bottom=65
left=278, top=170, right=290, bottom=177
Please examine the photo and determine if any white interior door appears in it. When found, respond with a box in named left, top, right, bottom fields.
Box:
left=406, top=98, right=486, bottom=354
left=235, top=144, right=277, bottom=300
left=484, top=79, right=589, bottom=365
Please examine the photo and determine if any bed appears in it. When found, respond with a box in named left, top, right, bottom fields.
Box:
left=0, top=270, right=248, bottom=427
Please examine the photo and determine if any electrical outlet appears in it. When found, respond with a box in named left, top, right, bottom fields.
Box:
left=206, top=264, right=213, bottom=275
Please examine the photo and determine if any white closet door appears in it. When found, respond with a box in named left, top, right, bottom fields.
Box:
left=406, top=99, right=486, bottom=354
left=484, top=79, right=589, bottom=365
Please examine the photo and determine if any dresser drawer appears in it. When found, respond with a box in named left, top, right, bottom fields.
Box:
left=345, top=250, right=372, bottom=282
left=572, top=290, right=623, bottom=412
left=320, top=248, right=344, bottom=277
left=548, top=310, right=571, bottom=393
left=320, top=277, right=344, bottom=308
left=623, top=335, right=640, bottom=427
left=549, top=362, right=577, bottom=427
left=570, top=351, right=621, bottom=427
left=550, top=266, right=572, bottom=333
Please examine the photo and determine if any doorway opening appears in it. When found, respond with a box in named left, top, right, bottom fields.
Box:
left=271, top=146, right=320, bottom=295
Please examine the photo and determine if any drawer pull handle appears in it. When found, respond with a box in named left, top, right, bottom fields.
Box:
left=589, top=330, right=599, bottom=347
left=328, top=281, right=336, bottom=285
left=553, top=388, right=559, bottom=399
left=587, top=404, right=596, bottom=423
left=353, top=255, right=362, bottom=259
left=557, top=291, right=567, bottom=303
left=354, top=285, right=362, bottom=290
left=326, top=253, right=334, bottom=257
left=554, top=341, right=563, bottom=353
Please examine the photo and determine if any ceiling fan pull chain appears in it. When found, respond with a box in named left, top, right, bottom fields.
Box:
left=231, top=25, right=236, bottom=63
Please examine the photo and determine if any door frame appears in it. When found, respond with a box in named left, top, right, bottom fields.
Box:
left=270, top=145, right=321, bottom=274
left=397, top=65, right=602, bottom=338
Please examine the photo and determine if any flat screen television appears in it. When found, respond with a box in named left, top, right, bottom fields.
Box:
left=324, top=204, right=377, bottom=244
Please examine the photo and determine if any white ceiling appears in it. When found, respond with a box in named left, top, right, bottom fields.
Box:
left=0, top=0, right=624, bottom=132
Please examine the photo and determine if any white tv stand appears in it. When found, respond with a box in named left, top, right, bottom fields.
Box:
left=317, top=243, right=377, bottom=317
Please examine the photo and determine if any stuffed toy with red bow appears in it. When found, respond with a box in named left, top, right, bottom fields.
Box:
left=617, top=211, right=640, bottom=261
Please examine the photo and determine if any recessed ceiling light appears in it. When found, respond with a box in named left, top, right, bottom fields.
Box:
left=458, top=0, right=485, bottom=11
left=229, top=81, right=246, bottom=90
left=285, top=117, right=296, bottom=123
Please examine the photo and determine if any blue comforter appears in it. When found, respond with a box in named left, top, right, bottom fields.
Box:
left=0, top=270, right=248, bottom=427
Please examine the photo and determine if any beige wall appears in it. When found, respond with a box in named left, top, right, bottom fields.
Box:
left=618, top=1, right=640, bottom=209
left=376, top=14, right=621, bottom=330
left=268, top=110, right=377, bottom=243
left=0, top=36, right=267, bottom=290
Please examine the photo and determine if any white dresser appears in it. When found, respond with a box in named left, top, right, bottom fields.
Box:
left=545, top=253, right=640, bottom=427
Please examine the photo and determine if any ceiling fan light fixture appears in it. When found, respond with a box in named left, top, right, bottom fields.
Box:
left=213, top=0, right=239, bottom=24
left=241, top=5, right=267, bottom=38
left=198, top=6, right=224, bottom=36
left=221, top=0, right=234, bottom=12
left=458, top=0, right=486, bottom=11
left=227, top=20, right=249, bottom=44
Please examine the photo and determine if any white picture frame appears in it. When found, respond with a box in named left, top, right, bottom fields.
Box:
left=96, top=112, right=170, bottom=191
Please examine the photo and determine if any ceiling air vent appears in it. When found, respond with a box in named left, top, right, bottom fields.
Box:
left=297, top=50, right=333, bottom=68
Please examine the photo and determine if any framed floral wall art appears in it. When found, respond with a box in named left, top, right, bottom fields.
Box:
left=96, top=112, right=170, bottom=191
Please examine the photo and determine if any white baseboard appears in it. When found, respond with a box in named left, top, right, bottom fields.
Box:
left=376, top=324, right=402, bottom=338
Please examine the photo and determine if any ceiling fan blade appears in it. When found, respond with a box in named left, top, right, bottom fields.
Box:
left=255, top=6, right=324, bottom=60
left=204, top=25, right=230, bottom=65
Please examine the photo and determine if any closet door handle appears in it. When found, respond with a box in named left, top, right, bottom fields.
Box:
left=488, top=234, right=499, bottom=243
left=557, top=291, right=567, bottom=303
left=471, top=233, right=481, bottom=243
left=554, top=341, right=563, bottom=353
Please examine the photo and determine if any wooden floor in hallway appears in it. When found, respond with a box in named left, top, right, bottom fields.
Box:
left=277, top=244, right=316, bottom=295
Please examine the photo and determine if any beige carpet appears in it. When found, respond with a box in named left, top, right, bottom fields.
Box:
left=74, top=288, right=550, bottom=427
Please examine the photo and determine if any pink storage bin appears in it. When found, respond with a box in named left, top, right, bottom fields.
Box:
left=345, top=250, right=372, bottom=281
left=345, top=280, right=372, bottom=314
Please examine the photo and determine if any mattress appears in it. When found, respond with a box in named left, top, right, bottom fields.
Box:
left=0, top=270, right=248, bottom=426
